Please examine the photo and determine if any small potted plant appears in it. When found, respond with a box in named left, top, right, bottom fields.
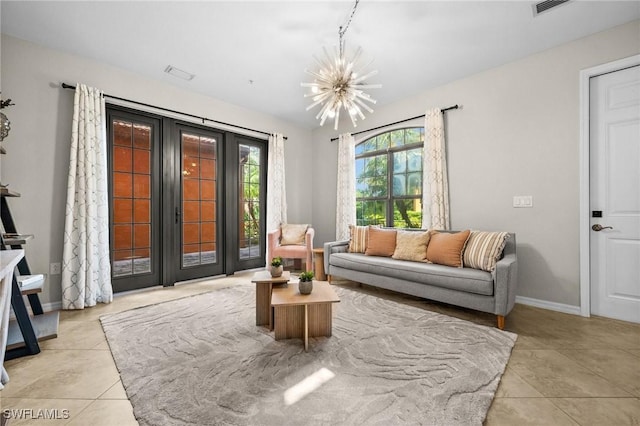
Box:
left=270, top=256, right=283, bottom=277
left=298, top=271, right=314, bottom=295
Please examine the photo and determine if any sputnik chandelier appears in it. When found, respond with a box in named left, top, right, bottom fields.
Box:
left=301, top=0, right=381, bottom=130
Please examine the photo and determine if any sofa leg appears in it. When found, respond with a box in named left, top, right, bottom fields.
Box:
left=327, top=275, right=332, bottom=284
left=497, top=315, right=505, bottom=330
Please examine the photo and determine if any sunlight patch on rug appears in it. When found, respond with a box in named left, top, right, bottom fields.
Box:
left=101, top=284, right=517, bottom=426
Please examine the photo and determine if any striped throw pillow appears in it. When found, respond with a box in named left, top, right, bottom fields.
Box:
left=463, top=231, right=509, bottom=272
left=348, top=225, right=371, bottom=253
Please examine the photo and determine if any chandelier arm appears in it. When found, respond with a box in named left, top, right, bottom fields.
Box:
left=353, top=70, right=379, bottom=84
left=352, top=84, right=383, bottom=90
left=354, top=97, right=375, bottom=113
left=334, top=107, right=341, bottom=131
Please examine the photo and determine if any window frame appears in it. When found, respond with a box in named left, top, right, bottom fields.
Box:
left=355, top=127, right=424, bottom=228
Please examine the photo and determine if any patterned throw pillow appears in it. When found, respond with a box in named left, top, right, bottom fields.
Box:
left=392, top=230, right=431, bottom=262
left=348, top=225, right=370, bottom=253
left=463, top=231, right=509, bottom=272
left=426, top=230, right=471, bottom=268
left=365, top=226, right=397, bottom=257
left=280, top=224, right=309, bottom=245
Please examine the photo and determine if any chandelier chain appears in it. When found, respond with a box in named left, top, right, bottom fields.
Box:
left=338, top=0, right=361, bottom=57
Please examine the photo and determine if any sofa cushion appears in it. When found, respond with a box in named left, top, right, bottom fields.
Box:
left=365, top=226, right=397, bottom=257
left=280, top=224, right=309, bottom=245
left=426, top=230, right=470, bottom=268
left=392, top=230, right=430, bottom=262
left=348, top=225, right=369, bottom=253
left=464, top=231, right=509, bottom=272
left=330, top=252, right=493, bottom=296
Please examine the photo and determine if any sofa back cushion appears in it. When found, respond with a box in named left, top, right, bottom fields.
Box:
left=392, top=230, right=431, bottom=262
left=463, top=231, right=509, bottom=272
left=426, top=230, right=471, bottom=268
left=280, top=224, right=309, bottom=245
left=365, top=226, right=397, bottom=257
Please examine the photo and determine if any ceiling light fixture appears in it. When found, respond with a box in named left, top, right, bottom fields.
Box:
left=301, top=0, right=381, bottom=130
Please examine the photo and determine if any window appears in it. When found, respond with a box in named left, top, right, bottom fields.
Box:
left=355, top=128, right=424, bottom=228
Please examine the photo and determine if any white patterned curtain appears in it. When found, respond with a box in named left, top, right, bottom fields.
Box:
left=336, top=133, right=356, bottom=240
left=266, top=133, right=287, bottom=259
left=422, top=108, right=450, bottom=230
left=61, top=84, right=112, bottom=309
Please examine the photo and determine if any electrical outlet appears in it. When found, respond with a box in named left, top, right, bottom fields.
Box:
left=50, top=262, right=61, bottom=275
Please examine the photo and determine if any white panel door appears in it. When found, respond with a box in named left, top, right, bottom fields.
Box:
left=590, top=65, right=640, bottom=323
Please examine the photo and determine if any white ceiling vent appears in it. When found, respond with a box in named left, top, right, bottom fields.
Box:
left=164, top=65, right=195, bottom=81
left=533, top=0, right=571, bottom=16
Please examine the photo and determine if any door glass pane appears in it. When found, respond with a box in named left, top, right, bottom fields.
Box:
left=111, top=120, right=152, bottom=277
left=239, top=144, right=262, bottom=260
left=181, top=133, right=217, bottom=267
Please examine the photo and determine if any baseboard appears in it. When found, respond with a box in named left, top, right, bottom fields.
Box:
left=10, top=300, right=62, bottom=320
left=515, top=296, right=582, bottom=316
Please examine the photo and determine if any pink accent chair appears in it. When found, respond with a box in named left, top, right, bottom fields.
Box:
left=267, top=227, right=314, bottom=271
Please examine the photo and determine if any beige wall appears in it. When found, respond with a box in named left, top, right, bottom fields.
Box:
left=0, top=35, right=313, bottom=307
left=311, top=20, right=640, bottom=308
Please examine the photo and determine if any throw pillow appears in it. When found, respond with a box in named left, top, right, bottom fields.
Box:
left=463, top=231, right=510, bottom=272
left=348, top=225, right=370, bottom=253
left=280, top=224, right=309, bottom=245
left=392, top=230, right=431, bottom=262
left=365, top=226, right=397, bottom=257
left=426, top=230, right=471, bottom=268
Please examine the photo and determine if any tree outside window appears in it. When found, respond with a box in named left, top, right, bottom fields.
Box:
left=355, top=128, right=424, bottom=228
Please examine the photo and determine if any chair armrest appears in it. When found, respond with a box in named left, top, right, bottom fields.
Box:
left=267, top=228, right=282, bottom=264
left=324, top=240, right=349, bottom=274
left=305, top=227, right=315, bottom=250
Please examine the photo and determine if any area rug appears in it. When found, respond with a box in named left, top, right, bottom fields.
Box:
left=100, top=284, right=517, bottom=425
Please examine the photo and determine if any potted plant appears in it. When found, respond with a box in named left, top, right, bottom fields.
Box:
left=270, top=256, right=283, bottom=277
left=298, top=271, right=314, bottom=295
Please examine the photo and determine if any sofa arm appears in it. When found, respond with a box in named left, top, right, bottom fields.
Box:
left=493, top=252, right=518, bottom=316
left=324, top=240, right=349, bottom=275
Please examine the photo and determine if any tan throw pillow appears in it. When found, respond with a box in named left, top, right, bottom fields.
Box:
left=365, top=226, right=397, bottom=257
left=280, top=224, right=309, bottom=245
left=426, top=230, right=471, bottom=268
left=348, top=225, right=370, bottom=253
left=392, top=230, right=431, bottom=262
left=463, top=231, right=509, bottom=272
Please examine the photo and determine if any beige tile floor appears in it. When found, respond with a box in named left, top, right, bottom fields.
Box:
left=1, top=272, right=639, bottom=425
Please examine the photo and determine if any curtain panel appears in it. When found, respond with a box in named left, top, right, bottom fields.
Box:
left=336, top=133, right=356, bottom=240
left=422, top=108, right=451, bottom=230
left=61, top=84, right=112, bottom=309
left=266, top=133, right=287, bottom=261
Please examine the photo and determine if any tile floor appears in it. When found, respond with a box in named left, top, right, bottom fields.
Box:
left=1, top=272, right=639, bottom=425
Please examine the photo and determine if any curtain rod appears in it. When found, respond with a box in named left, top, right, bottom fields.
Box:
left=61, top=83, right=287, bottom=140
left=329, top=104, right=459, bottom=142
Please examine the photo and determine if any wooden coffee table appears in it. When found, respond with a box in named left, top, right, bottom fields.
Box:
left=251, top=270, right=290, bottom=329
left=270, top=281, right=340, bottom=351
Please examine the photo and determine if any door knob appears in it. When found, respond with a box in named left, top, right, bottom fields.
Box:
left=592, top=224, right=613, bottom=231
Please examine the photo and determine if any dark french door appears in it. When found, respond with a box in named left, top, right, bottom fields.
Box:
left=107, top=106, right=267, bottom=292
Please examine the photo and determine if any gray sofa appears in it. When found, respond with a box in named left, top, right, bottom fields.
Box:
left=324, top=232, right=517, bottom=329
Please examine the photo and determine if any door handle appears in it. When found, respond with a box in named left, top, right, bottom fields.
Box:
left=592, top=224, right=613, bottom=232
left=175, top=207, right=181, bottom=224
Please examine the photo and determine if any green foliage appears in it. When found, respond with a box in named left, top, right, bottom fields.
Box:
left=270, top=256, right=282, bottom=267
left=299, top=271, right=314, bottom=282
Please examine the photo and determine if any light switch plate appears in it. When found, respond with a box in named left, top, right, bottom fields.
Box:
left=513, top=195, right=533, bottom=208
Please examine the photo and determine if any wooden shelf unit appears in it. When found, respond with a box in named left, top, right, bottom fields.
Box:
left=1, top=190, right=59, bottom=360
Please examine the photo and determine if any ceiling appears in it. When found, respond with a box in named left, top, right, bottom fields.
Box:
left=2, top=1, right=639, bottom=129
